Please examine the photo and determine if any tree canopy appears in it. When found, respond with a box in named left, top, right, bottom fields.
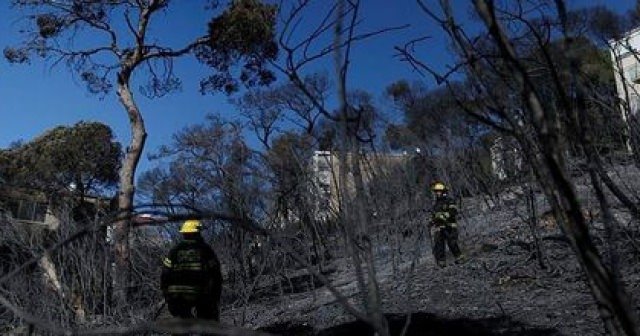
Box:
left=0, top=121, right=122, bottom=198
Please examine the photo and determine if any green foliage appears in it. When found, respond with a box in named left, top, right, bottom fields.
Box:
left=385, top=80, right=484, bottom=152
left=385, top=80, right=415, bottom=106
left=3, top=48, right=29, bottom=64
left=6, top=0, right=277, bottom=99
left=197, top=0, right=279, bottom=94
left=569, top=6, right=629, bottom=42
left=266, top=132, right=314, bottom=194
left=526, top=35, right=625, bottom=153
left=210, top=0, right=277, bottom=57
left=36, top=13, right=63, bottom=38
left=384, top=124, right=413, bottom=151
left=0, top=121, right=122, bottom=196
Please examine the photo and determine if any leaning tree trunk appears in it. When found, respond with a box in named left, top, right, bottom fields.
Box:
left=113, top=68, right=147, bottom=306
left=38, top=252, right=86, bottom=323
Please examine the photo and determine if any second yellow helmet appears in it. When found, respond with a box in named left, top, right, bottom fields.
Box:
left=180, top=219, right=202, bottom=233
left=431, top=181, right=447, bottom=192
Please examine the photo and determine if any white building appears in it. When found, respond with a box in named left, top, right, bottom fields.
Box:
left=311, top=151, right=337, bottom=220
left=310, top=150, right=409, bottom=219
left=489, top=136, right=523, bottom=181
left=609, top=27, right=640, bottom=152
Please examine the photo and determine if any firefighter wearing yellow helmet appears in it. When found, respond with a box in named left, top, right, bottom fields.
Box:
left=161, top=220, right=223, bottom=320
left=429, top=181, right=465, bottom=267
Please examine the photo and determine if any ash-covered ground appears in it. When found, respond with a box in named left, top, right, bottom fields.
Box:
left=221, top=167, right=640, bottom=336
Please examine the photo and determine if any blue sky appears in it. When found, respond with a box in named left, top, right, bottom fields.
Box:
left=0, top=0, right=635, bottom=176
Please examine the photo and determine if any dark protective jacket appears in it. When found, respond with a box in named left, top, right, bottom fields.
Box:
left=161, top=235, right=222, bottom=302
left=430, top=194, right=458, bottom=227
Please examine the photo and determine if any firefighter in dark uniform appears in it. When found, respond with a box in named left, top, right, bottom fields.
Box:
left=429, top=181, right=465, bottom=267
left=161, top=220, right=223, bottom=320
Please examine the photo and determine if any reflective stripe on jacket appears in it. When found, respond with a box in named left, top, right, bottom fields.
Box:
left=431, top=195, right=458, bottom=227
left=160, top=236, right=222, bottom=300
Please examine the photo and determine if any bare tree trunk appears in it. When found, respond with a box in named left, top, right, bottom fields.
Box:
left=39, top=249, right=89, bottom=324
left=39, top=253, right=64, bottom=300
left=526, top=182, right=546, bottom=270
left=113, top=68, right=147, bottom=306
left=333, top=1, right=389, bottom=334
left=332, top=0, right=368, bottom=322
left=351, top=154, right=389, bottom=336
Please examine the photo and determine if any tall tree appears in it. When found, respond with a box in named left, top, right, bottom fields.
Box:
left=5, top=0, right=277, bottom=304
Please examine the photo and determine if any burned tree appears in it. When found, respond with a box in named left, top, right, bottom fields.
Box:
left=5, top=0, right=278, bottom=305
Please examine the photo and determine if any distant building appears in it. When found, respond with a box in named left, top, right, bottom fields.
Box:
left=609, top=27, right=640, bottom=153
left=0, top=186, right=113, bottom=230
left=1, top=189, right=57, bottom=229
left=311, top=151, right=335, bottom=219
left=310, top=150, right=409, bottom=219
left=488, top=135, right=523, bottom=181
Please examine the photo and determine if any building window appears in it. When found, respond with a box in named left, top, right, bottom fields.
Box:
left=8, top=199, right=48, bottom=223
left=625, top=64, right=640, bottom=83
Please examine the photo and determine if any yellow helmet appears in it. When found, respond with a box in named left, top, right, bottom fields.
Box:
left=431, top=181, right=447, bottom=192
left=180, top=220, right=202, bottom=234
